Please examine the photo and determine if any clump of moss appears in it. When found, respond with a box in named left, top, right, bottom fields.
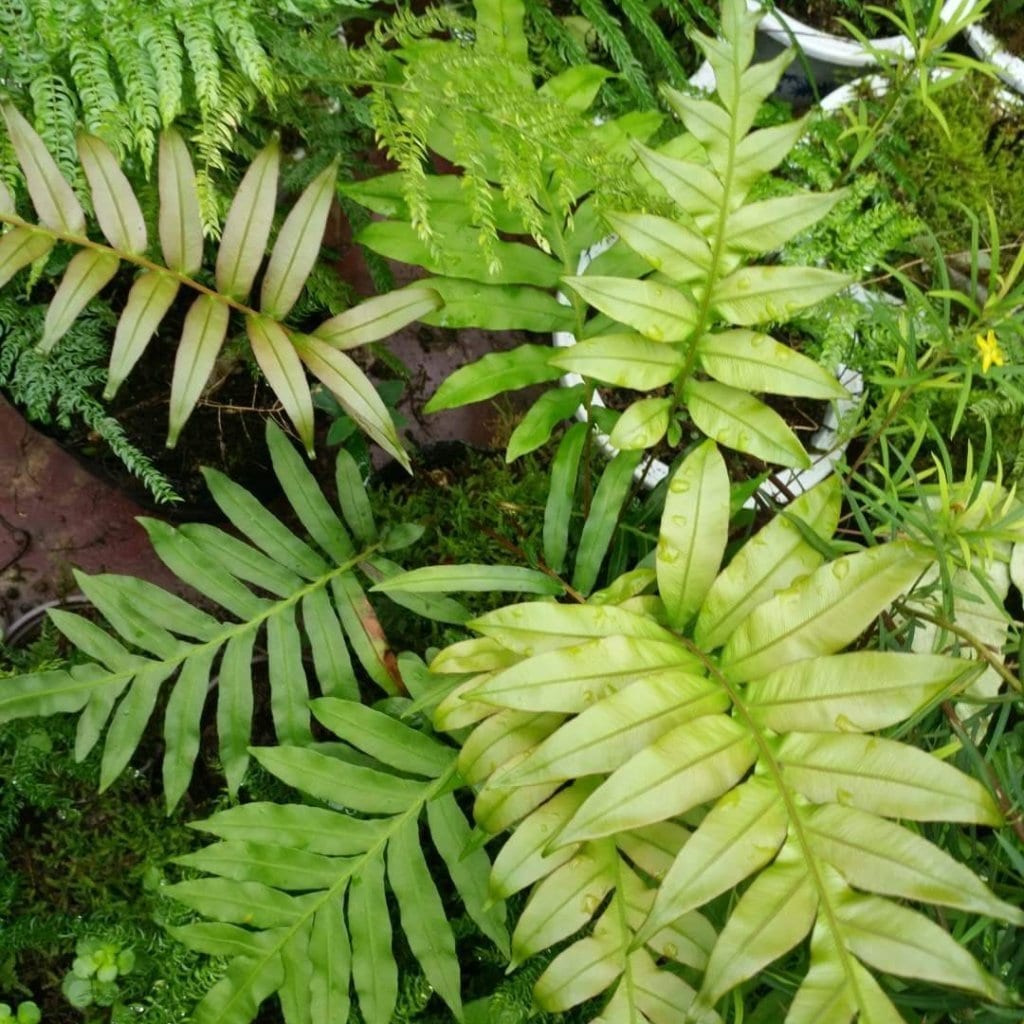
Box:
left=882, top=73, right=1024, bottom=254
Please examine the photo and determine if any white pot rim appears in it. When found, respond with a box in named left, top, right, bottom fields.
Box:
left=964, top=20, right=1024, bottom=96
left=552, top=238, right=864, bottom=502
left=750, top=0, right=984, bottom=67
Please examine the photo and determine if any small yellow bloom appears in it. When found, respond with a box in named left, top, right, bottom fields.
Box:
left=976, top=330, right=1005, bottom=374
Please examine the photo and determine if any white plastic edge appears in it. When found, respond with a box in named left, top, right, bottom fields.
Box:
left=965, top=20, right=1024, bottom=96
left=750, top=0, right=984, bottom=67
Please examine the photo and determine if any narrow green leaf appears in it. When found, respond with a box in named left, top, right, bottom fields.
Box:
left=507, top=386, right=586, bottom=461
left=168, top=922, right=284, bottom=959
left=311, top=697, right=453, bottom=778
left=608, top=397, right=671, bottom=450
left=510, top=672, right=726, bottom=788
left=166, top=878, right=308, bottom=928
left=302, top=588, right=359, bottom=701
left=100, top=664, right=174, bottom=790
left=335, top=449, right=377, bottom=543
left=427, top=793, right=510, bottom=955
left=251, top=745, right=426, bottom=815
left=217, top=630, right=256, bottom=796
left=0, top=178, right=13, bottom=214
left=836, top=890, right=1009, bottom=1002
left=572, top=450, right=643, bottom=594
left=733, top=118, right=810, bottom=195
left=39, top=250, right=120, bottom=353
left=426, top=344, right=561, bottom=412
left=167, top=295, right=230, bottom=448
left=140, top=518, right=269, bottom=619
left=724, top=190, right=846, bottom=255
left=202, top=466, right=329, bottom=579
left=267, top=603, right=312, bottom=746
left=348, top=850, right=397, bottom=1024
left=294, top=333, right=409, bottom=470
left=358, top=220, right=560, bottom=287
left=190, top=954, right=285, bottom=1024
left=247, top=315, right=315, bottom=455
left=695, top=476, right=841, bottom=650
left=388, top=816, right=464, bottom=1019
left=633, top=141, right=724, bottom=218
left=74, top=666, right=130, bottom=761
left=698, top=842, right=817, bottom=1005
left=604, top=211, right=712, bottom=283
left=420, top=277, right=574, bottom=332
left=551, top=334, right=684, bottom=390
left=0, top=227, right=54, bottom=289
left=1, top=101, right=84, bottom=233
left=534, top=905, right=624, bottom=1011
left=105, top=271, right=179, bottom=398
left=659, top=440, right=729, bottom=630
left=215, top=138, right=280, bottom=300
left=697, top=329, right=849, bottom=399
left=313, top=287, right=441, bottom=349
left=193, top=802, right=389, bottom=855
left=777, top=732, right=1003, bottom=825
left=76, top=131, right=147, bottom=253
left=310, top=900, right=351, bottom=1024
left=746, top=652, right=971, bottom=733
left=459, top=709, right=564, bottom=786
left=261, top=160, right=337, bottom=319
left=472, top=636, right=699, bottom=715
left=711, top=266, right=852, bottom=326
left=683, top=378, right=810, bottom=468
left=159, top=129, right=203, bottom=274
left=372, top=564, right=561, bottom=596
left=175, top=840, right=346, bottom=892
left=47, top=609, right=137, bottom=671
left=163, top=644, right=216, bottom=810
left=511, top=842, right=615, bottom=963
left=563, top=275, right=698, bottom=342
left=331, top=573, right=404, bottom=694
left=266, top=419, right=355, bottom=563
left=362, top=556, right=471, bottom=626
left=805, top=804, right=1024, bottom=924
left=279, top=922, right=314, bottom=1024
left=490, top=783, right=592, bottom=900
left=544, top=420, right=586, bottom=573
left=721, top=543, right=929, bottom=682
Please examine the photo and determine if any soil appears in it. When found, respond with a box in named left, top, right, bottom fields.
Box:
left=988, top=8, right=1024, bottom=56
left=778, top=0, right=929, bottom=35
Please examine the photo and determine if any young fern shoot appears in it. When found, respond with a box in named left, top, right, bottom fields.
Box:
left=0, top=104, right=439, bottom=466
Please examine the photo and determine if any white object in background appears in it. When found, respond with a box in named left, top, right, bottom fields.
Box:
left=965, top=20, right=1024, bottom=97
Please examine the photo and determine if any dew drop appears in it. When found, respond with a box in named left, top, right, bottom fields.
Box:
left=670, top=476, right=691, bottom=494
left=831, top=560, right=850, bottom=580
left=662, top=943, right=678, bottom=959
left=582, top=894, right=600, bottom=914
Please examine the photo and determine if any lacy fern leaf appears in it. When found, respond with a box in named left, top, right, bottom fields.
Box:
left=412, top=445, right=1021, bottom=1022
left=0, top=421, right=468, bottom=809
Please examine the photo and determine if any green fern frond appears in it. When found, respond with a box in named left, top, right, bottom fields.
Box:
left=137, top=9, right=185, bottom=129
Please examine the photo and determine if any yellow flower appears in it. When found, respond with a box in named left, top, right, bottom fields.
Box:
left=975, top=330, right=1005, bottom=374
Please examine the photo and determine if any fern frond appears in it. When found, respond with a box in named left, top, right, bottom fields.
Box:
left=578, top=0, right=654, bottom=106
left=167, top=695, right=508, bottom=1023
left=68, top=39, right=131, bottom=157
left=422, top=450, right=1021, bottom=1022
left=102, top=12, right=161, bottom=167
left=0, top=421, right=471, bottom=808
left=137, top=9, right=185, bottom=128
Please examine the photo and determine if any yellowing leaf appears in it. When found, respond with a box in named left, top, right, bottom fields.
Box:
left=246, top=315, right=315, bottom=456
left=724, top=190, right=846, bottom=255
left=39, top=250, right=120, bottom=353
left=633, top=141, right=724, bottom=218
left=550, top=334, right=684, bottom=390
left=658, top=440, right=729, bottom=630
left=261, top=160, right=338, bottom=319
left=604, top=211, right=712, bottom=283
left=293, top=333, right=408, bottom=470
left=105, top=271, right=179, bottom=398
left=0, top=227, right=54, bottom=289
left=158, top=130, right=204, bottom=275
left=76, top=132, right=147, bottom=254
left=312, top=288, right=441, bottom=350
left=697, top=329, right=849, bottom=398
left=1, top=101, right=85, bottom=234
left=563, top=275, right=698, bottom=342
left=683, top=378, right=809, bottom=468
left=168, top=295, right=230, bottom=447
left=608, top=396, right=671, bottom=450
left=721, top=543, right=928, bottom=682
left=712, top=266, right=852, bottom=325
left=216, top=138, right=280, bottom=301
